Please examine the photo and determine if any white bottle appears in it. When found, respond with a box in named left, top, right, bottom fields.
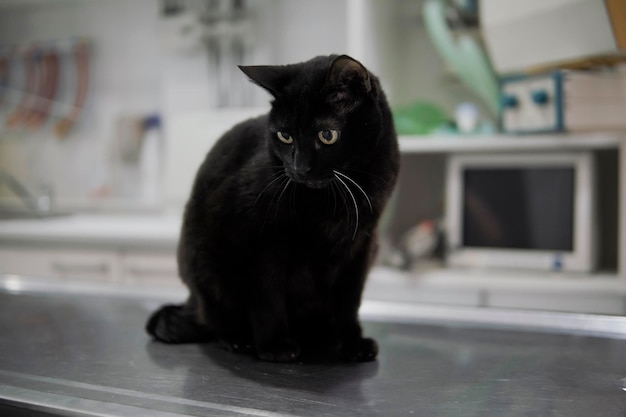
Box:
left=139, top=115, right=162, bottom=207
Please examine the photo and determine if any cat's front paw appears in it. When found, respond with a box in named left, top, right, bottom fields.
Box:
left=219, top=338, right=253, bottom=354
left=257, top=339, right=301, bottom=363
left=340, top=337, right=378, bottom=362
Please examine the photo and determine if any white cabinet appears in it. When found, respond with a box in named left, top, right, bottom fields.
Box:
left=0, top=247, right=179, bottom=285
left=0, top=248, right=119, bottom=282
left=119, top=251, right=178, bottom=285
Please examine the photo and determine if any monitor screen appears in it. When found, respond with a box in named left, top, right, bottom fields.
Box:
left=462, top=167, right=575, bottom=251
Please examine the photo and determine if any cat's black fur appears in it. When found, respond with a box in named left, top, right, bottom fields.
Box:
left=146, top=55, right=399, bottom=362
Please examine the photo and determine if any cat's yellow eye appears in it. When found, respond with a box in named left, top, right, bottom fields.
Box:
left=318, top=129, right=339, bottom=145
left=277, top=131, right=293, bottom=144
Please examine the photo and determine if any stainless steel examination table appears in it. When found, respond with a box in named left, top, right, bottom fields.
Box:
left=0, top=277, right=625, bottom=417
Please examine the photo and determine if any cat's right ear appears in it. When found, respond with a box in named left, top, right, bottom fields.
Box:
left=238, top=65, right=288, bottom=97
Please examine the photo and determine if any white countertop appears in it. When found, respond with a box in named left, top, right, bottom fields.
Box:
left=0, top=212, right=182, bottom=249
left=1, top=211, right=624, bottom=316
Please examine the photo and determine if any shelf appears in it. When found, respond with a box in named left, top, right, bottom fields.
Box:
left=399, top=132, right=626, bottom=154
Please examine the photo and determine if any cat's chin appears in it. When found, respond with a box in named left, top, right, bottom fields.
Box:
left=302, top=179, right=331, bottom=189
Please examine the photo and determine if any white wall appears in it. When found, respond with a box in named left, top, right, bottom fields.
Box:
left=0, top=0, right=164, bottom=207
left=0, top=0, right=486, bottom=211
left=270, top=0, right=348, bottom=64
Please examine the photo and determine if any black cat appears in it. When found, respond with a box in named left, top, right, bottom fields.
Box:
left=146, top=54, right=399, bottom=362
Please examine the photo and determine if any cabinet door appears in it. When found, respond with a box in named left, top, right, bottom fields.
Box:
left=0, top=248, right=118, bottom=282
left=120, top=251, right=180, bottom=286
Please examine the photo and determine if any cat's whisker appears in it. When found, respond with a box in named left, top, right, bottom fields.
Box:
left=272, top=177, right=292, bottom=223
left=254, top=171, right=287, bottom=207
left=334, top=178, right=351, bottom=224
left=344, top=166, right=391, bottom=186
left=276, top=178, right=292, bottom=206
left=327, top=181, right=339, bottom=217
left=260, top=173, right=289, bottom=231
left=331, top=179, right=349, bottom=237
left=329, top=180, right=343, bottom=220
left=289, top=179, right=298, bottom=222
left=333, top=170, right=373, bottom=214
left=334, top=173, right=359, bottom=240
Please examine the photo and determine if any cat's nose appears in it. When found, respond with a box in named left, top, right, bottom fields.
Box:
left=289, top=168, right=309, bottom=183
left=287, top=164, right=314, bottom=184
left=293, top=164, right=311, bottom=177
left=293, top=151, right=312, bottom=176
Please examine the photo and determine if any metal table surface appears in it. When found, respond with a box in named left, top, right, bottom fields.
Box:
left=0, top=281, right=625, bottom=416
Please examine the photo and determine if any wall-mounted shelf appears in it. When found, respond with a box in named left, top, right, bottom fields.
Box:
left=399, top=132, right=626, bottom=154
left=395, top=131, right=626, bottom=288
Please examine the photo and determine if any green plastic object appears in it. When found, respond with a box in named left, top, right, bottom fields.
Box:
left=393, top=102, right=449, bottom=135
left=423, top=0, right=500, bottom=116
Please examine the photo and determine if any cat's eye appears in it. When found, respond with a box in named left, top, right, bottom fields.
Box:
left=277, top=131, right=293, bottom=144
left=318, top=129, right=339, bottom=145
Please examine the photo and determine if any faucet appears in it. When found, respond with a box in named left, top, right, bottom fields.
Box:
left=0, top=171, right=54, bottom=214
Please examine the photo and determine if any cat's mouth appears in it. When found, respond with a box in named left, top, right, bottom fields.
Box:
left=285, top=170, right=332, bottom=189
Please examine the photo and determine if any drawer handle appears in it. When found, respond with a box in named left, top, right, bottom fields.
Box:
left=51, top=262, right=109, bottom=274
left=127, top=267, right=177, bottom=277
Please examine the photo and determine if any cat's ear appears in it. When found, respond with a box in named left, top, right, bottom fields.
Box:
left=326, top=55, right=372, bottom=93
left=238, top=65, right=289, bottom=97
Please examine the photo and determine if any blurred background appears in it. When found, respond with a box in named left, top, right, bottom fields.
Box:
left=0, top=0, right=485, bottom=210
left=0, top=0, right=625, bottom=316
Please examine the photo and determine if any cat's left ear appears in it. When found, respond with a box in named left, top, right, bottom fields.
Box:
left=326, top=55, right=372, bottom=94
left=238, top=65, right=288, bottom=97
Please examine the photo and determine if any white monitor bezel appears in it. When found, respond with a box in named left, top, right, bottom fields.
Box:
left=445, top=151, right=596, bottom=272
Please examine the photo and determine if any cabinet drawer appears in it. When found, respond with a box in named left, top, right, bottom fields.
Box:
left=0, top=248, right=118, bottom=282
left=120, top=251, right=179, bottom=285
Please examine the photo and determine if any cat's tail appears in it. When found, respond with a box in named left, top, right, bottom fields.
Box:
left=146, top=304, right=213, bottom=344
